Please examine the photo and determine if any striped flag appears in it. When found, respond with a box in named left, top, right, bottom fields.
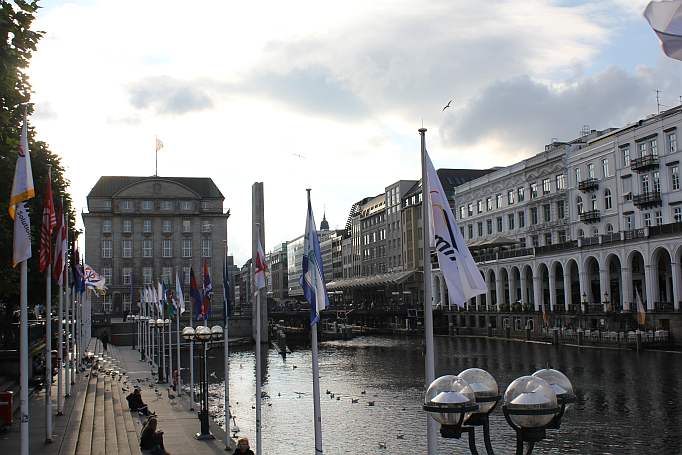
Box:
left=10, top=109, right=34, bottom=266
left=223, top=254, right=231, bottom=324
left=202, top=259, right=212, bottom=319
left=254, top=239, right=267, bottom=291
left=299, top=197, right=329, bottom=326
left=636, top=288, right=646, bottom=326
left=52, top=205, right=67, bottom=285
left=189, top=266, right=202, bottom=319
left=176, top=272, right=185, bottom=315
left=39, top=179, right=56, bottom=272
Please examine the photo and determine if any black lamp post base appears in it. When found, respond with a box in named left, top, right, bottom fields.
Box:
left=195, top=433, right=215, bottom=440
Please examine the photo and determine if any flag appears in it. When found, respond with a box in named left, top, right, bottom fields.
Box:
left=176, top=272, right=186, bottom=315
left=12, top=201, right=31, bottom=266
left=156, top=281, right=162, bottom=313
left=542, top=298, right=548, bottom=324
left=424, top=149, right=487, bottom=307
left=83, top=263, right=107, bottom=294
left=53, top=205, right=67, bottom=285
left=189, top=266, right=202, bottom=319
left=636, top=288, right=646, bottom=326
left=223, top=254, right=231, bottom=325
left=166, top=278, right=175, bottom=317
left=78, top=263, right=86, bottom=294
left=9, top=108, right=35, bottom=219
left=137, top=291, right=141, bottom=313
left=254, top=239, right=267, bottom=290
left=299, top=197, right=329, bottom=326
left=69, top=245, right=79, bottom=289
left=156, top=137, right=164, bottom=152
left=644, top=0, right=682, bottom=61
left=39, top=179, right=56, bottom=272
left=202, top=259, right=212, bottom=319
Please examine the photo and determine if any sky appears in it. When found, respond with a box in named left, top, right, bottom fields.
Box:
left=25, top=0, right=682, bottom=266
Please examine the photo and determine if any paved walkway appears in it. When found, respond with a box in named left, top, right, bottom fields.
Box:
left=1, top=339, right=235, bottom=454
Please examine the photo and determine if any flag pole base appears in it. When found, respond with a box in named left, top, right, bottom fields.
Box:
left=195, top=433, right=215, bottom=440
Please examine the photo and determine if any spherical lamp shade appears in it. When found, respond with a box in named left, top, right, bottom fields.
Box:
left=182, top=326, right=196, bottom=341
left=532, top=369, right=574, bottom=410
left=156, top=318, right=164, bottom=327
left=211, top=325, right=224, bottom=340
left=195, top=325, right=211, bottom=341
left=458, top=368, right=499, bottom=414
left=504, top=376, right=558, bottom=428
left=424, top=375, right=477, bottom=425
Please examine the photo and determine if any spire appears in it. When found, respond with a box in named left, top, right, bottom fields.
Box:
left=320, top=205, right=329, bottom=231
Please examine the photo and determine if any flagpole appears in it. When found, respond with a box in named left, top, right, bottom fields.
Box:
left=20, top=260, right=29, bottom=455
left=161, top=281, right=167, bottom=383
left=223, top=241, right=231, bottom=450
left=189, top=263, right=195, bottom=411
left=255, top=223, right=262, bottom=455
left=44, top=167, right=54, bottom=440
left=65, top=248, right=71, bottom=395
left=419, top=128, right=438, bottom=455
left=155, top=135, right=158, bottom=177
left=306, top=189, right=324, bottom=454
left=176, top=267, right=181, bottom=393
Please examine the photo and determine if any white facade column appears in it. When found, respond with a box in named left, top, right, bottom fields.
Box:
left=672, top=262, right=681, bottom=311
left=563, top=271, right=572, bottom=311
left=645, top=265, right=657, bottom=311
left=621, top=267, right=632, bottom=311
left=599, top=269, right=609, bottom=311
left=533, top=276, right=542, bottom=311
left=548, top=272, right=557, bottom=311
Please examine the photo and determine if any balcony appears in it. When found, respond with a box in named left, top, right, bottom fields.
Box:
left=633, top=191, right=662, bottom=209
left=580, top=209, right=601, bottom=224
left=631, top=154, right=659, bottom=173
left=578, top=177, right=599, bottom=193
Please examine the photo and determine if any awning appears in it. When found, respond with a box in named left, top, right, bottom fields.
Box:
left=326, top=269, right=419, bottom=291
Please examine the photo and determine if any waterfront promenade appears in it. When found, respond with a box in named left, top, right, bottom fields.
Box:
left=1, top=339, right=235, bottom=454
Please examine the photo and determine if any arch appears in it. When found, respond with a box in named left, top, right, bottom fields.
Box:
left=576, top=195, right=583, bottom=214
left=551, top=260, right=566, bottom=311
left=578, top=228, right=585, bottom=238
left=583, top=255, right=602, bottom=305
left=521, top=264, right=534, bottom=305
left=628, top=250, right=646, bottom=310
left=537, top=262, right=550, bottom=312
left=652, top=247, right=673, bottom=310
left=605, top=223, right=614, bottom=234
left=566, top=259, right=580, bottom=311
left=499, top=267, right=510, bottom=305
left=591, top=226, right=599, bottom=236
left=509, top=266, right=522, bottom=304
left=604, top=253, right=623, bottom=311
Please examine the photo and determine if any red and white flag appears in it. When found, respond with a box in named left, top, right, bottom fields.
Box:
left=52, top=205, right=67, bottom=285
left=39, top=179, right=56, bottom=272
left=254, top=239, right=268, bottom=290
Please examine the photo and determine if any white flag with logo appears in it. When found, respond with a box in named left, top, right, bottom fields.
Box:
left=424, top=150, right=487, bottom=307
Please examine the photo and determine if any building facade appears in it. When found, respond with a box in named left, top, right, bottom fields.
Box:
left=82, top=176, right=229, bottom=317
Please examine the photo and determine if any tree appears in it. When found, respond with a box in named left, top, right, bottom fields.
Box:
left=0, top=1, right=78, bottom=321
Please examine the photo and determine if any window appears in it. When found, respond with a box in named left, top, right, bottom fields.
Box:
left=143, top=267, right=153, bottom=285
left=202, top=239, right=211, bottom=257
left=668, top=132, right=677, bottom=153
left=183, top=220, right=191, bottom=232
left=183, top=267, right=190, bottom=285
left=575, top=168, right=581, bottom=185
left=605, top=224, right=614, bottom=234
left=518, top=187, right=525, bottom=202
left=123, top=219, right=131, bottom=232
left=655, top=210, right=663, bottom=225
left=641, top=174, right=649, bottom=193
left=530, top=183, right=538, bottom=198
left=591, top=194, right=597, bottom=211
left=183, top=201, right=191, bottom=210
left=487, top=219, right=493, bottom=235
left=577, top=229, right=585, bottom=238
left=144, top=220, right=152, bottom=232
left=103, top=200, right=111, bottom=210
left=122, top=267, right=131, bottom=285
left=508, top=214, right=515, bottom=230
left=602, top=159, right=609, bottom=178
left=543, top=204, right=551, bottom=222
left=468, top=225, right=473, bottom=239
left=163, top=267, right=172, bottom=284
left=163, top=220, right=171, bottom=232
left=460, top=207, right=465, bottom=219
left=518, top=211, right=525, bottom=228
left=103, top=295, right=112, bottom=313
left=202, top=220, right=212, bottom=232
left=644, top=212, right=651, bottom=227
left=604, top=189, right=612, bottom=210
left=591, top=227, right=599, bottom=237
left=507, top=190, right=514, bottom=205
left=496, top=217, right=502, bottom=232
left=183, top=239, right=192, bottom=257
left=651, top=139, right=658, bottom=157
left=542, top=178, right=551, bottom=194
left=556, top=174, right=566, bottom=190
left=588, top=163, right=594, bottom=178
left=163, top=201, right=171, bottom=210
left=674, top=207, right=682, bottom=222
left=478, top=222, right=483, bottom=236
left=123, top=200, right=131, bottom=210
left=468, top=204, right=473, bottom=217
left=531, top=207, right=538, bottom=225
left=486, top=198, right=492, bottom=211
left=519, top=237, right=526, bottom=248
left=102, top=220, right=111, bottom=233
left=102, top=268, right=112, bottom=286
left=143, top=239, right=152, bottom=257
left=478, top=201, right=483, bottom=213
left=102, top=240, right=112, bottom=258
left=622, top=147, right=630, bottom=167
left=122, top=240, right=132, bottom=258
left=143, top=200, right=151, bottom=210
left=545, top=233, right=552, bottom=246
left=557, top=200, right=565, bottom=219
left=558, top=230, right=566, bottom=242
left=202, top=201, right=209, bottom=211
left=625, top=215, right=632, bottom=230
left=653, top=171, right=660, bottom=193
left=672, top=166, right=680, bottom=191
left=163, top=239, right=172, bottom=257
left=496, top=194, right=502, bottom=208
left=639, top=142, right=646, bottom=157
left=576, top=196, right=583, bottom=214
left=532, top=235, right=539, bottom=247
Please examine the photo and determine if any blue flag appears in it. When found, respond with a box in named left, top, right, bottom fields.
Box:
left=202, top=259, right=212, bottom=319
left=223, top=254, right=231, bottom=325
left=299, top=197, right=329, bottom=325
left=189, top=266, right=202, bottom=319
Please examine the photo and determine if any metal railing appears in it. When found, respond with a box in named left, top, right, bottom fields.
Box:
left=631, top=154, right=659, bottom=172
left=633, top=191, right=662, bottom=208
left=580, top=209, right=601, bottom=223
left=578, top=177, right=599, bottom=192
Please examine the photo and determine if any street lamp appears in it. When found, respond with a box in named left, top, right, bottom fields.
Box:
left=182, top=324, right=223, bottom=439
left=424, top=368, right=574, bottom=455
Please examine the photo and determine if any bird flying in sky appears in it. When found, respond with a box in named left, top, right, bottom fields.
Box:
left=442, top=100, right=452, bottom=111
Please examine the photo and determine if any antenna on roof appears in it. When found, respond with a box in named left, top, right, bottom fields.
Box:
left=580, top=125, right=590, bottom=137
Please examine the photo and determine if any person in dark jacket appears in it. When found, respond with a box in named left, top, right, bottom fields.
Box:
left=140, top=417, right=169, bottom=455
left=100, top=330, right=109, bottom=350
left=234, top=437, right=255, bottom=455
left=126, top=389, right=154, bottom=416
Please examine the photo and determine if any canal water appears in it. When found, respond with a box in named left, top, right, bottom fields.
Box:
left=183, top=336, right=682, bottom=454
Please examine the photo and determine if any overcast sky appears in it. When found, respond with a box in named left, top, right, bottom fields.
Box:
left=27, top=0, right=681, bottom=266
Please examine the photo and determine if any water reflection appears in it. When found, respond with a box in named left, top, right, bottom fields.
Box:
left=183, top=336, right=682, bottom=454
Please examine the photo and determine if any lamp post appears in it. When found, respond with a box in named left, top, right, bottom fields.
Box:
left=156, top=318, right=167, bottom=383
left=148, top=318, right=156, bottom=365
left=423, top=368, right=575, bottom=455
left=182, top=324, right=223, bottom=439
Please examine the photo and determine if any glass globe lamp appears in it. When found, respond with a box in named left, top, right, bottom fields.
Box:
left=182, top=326, right=196, bottom=341
left=504, top=376, right=558, bottom=428
left=424, top=375, right=477, bottom=427
left=195, top=325, right=211, bottom=341
left=532, top=369, right=574, bottom=409
left=458, top=368, right=499, bottom=414
left=211, top=325, right=224, bottom=340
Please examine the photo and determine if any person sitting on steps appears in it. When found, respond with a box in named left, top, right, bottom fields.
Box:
left=140, top=417, right=169, bottom=455
left=126, top=388, right=155, bottom=417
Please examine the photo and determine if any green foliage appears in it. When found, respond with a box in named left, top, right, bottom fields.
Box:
left=0, top=1, right=79, bottom=320
left=511, top=303, right=522, bottom=312
left=499, top=303, right=510, bottom=312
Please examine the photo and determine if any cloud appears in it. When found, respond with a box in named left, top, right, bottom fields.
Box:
left=105, top=113, right=143, bottom=127
left=33, top=101, right=58, bottom=120
left=123, top=76, right=214, bottom=117
left=438, top=65, right=654, bottom=161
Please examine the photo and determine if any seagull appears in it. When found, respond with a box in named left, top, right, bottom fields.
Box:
left=210, top=372, right=217, bottom=379
left=378, top=442, right=387, bottom=448
left=368, top=401, right=375, bottom=406
left=167, top=389, right=176, bottom=403
left=361, top=390, right=366, bottom=394
left=397, top=434, right=404, bottom=439
left=442, top=100, right=452, bottom=111
left=351, top=398, right=359, bottom=403
left=293, top=154, right=306, bottom=159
